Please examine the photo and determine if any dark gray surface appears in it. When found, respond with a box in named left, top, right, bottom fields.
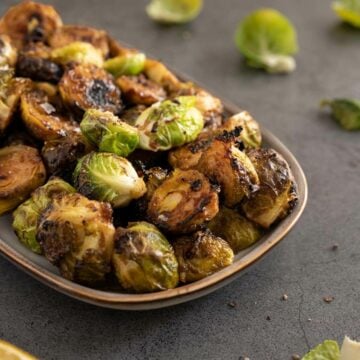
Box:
left=0, top=0, right=359, bottom=359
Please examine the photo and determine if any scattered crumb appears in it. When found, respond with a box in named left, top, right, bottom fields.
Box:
left=323, top=296, right=335, bottom=303
left=307, top=318, right=312, bottom=322
left=266, top=315, right=271, bottom=321
left=239, top=357, right=250, bottom=360
left=227, top=301, right=237, bottom=308
left=331, top=243, right=339, bottom=251
left=282, top=294, right=288, bottom=301
left=291, top=355, right=301, bottom=360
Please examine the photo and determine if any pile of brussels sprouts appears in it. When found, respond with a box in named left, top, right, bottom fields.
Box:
left=0, top=1, right=298, bottom=293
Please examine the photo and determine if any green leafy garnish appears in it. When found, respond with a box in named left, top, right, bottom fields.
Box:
left=332, top=0, right=360, bottom=28
left=302, top=340, right=340, bottom=360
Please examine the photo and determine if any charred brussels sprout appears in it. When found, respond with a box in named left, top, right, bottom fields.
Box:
left=80, top=109, right=139, bottom=157
left=104, top=52, right=146, bottom=77
left=147, top=169, right=219, bottom=234
left=112, top=222, right=178, bottom=292
left=135, top=97, right=204, bottom=151
left=37, top=193, right=115, bottom=284
left=173, top=230, right=234, bottom=283
left=242, top=148, right=298, bottom=228
left=0, top=34, right=17, bottom=66
left=12, top=177, right=75, bottom=253
left=0, top=145, right=46, bottom=215
left=73, top=152, right=147, bottom=208
left=208, top=207, right=262, bottom=253
left=59, top=63, right=122, bottom=115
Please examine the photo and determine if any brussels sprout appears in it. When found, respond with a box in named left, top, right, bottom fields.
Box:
left=37, top=193, right=115, bottom=284
left=135, top=97, right=204, bottom=151
left=112, top=222, right=178, bottom=292
left=107, top=35, right=134, bottom=58
left=120, top=105, right=147, bottom=126
left=12, top=177, right=75, bottom=254
left=147, top=168, right=219, bottom=233
left=51, top=42, right=104, bottom=67
left=173, top=229, right=234, bottom=283
left=321, top=98, right=360, bottom=131
left=146, top=0, right=203, bottom=24
left=116, top=74, right=166, bottom=106
left=0, top=34, right=17, bottom=66
left=0, top=145, right=46, bottom=215
left=80, top=109, right=139, bottom=157
left=332, top=0, right=360, bottom=28
left=242, top=148, right=298, bottom=228
left=0, top=1, right=63, bottom=49
left=208, top=207, right=262, bottom=253
left=73, top=152, right=147, bottom=208
left=104, top=52, right=146, bottom=77
left=49, top=25, right=110, bottom=58
left=59, top=63, right=123, bottom=115
left=235, top=8, right=298, bottom=74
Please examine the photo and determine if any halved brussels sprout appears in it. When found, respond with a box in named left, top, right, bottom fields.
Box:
left=0, top=145, right=46, bottom=215
left=147, top=168, right=219, bottom=234
left=135, top=97, right=204, bottom=151
left=51, top=41, right=104, bottom=67
left=104, top=52, right=146, bottom=77
left=242, top=148, right=298, bottom=228
left=21, top=89, right=79, bottom=141
left=173, top=229, right=234, bottom=283
left=333, top=0, right=360, bottom=28
left=0, top=34, right=17, bottom=66
left=208, top=207, right=262, bottom=253
left=120, top=105, right=147, bottom=126
left=73, top=152, right=147, bottom=208
left=80, top=109, right=139, bottom=157
left=0, top=1, right=63, bottom=49
left=12, top=177, right=75, bottom=254
left=59, top=63, right=122, bottom=115
left=113, top=222, right=178, bottom=292
left=116, top=74, right=166, bottom=106
left=49, top=25, right=110, bottom=57
left=37, top=193, right=115, bottom=284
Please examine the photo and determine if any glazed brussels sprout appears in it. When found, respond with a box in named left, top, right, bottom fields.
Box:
left=12, top=177, right=75, bottom=254
left=80, top=109, right=139, bottom=157
left=0, top=1, right=63, bottom=49
left=37, top=193, right=115, bottom=284
left=112, top=222, right=178, bottom=292
left=135, top=97, right=204, bottom=151
left=51, top=42, right=104, bottom=67
left=0, top=34, right=17, bottom=66
left=73, top=152, right=147, bottom=208
left=21, top=89, right=79, bottom=141
left=116, top=74, right=166, bottom=106
left=173, top=229, right=234, bottom=283
left=49, top=25, right=110, bottom=58
left=0, top=145, right=46, bottom=216
left=208, top=207, right=262, bottom=253
left=104, top=52, right=146, bottom=77
left=242, top=148, right=298, bottom=228
left=120, top=105, right=147, bottom=126
left=147, top=169, right=219, bottom=233
left=59, top=63, right=122, bottom=115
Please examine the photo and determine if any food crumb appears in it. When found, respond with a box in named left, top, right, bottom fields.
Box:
left=239, top=357, right=250, bottom=360
left=291, top=355, right=301, bottom=360
left=323, top=296, right=335, bottom=303
left=266, top=315, right=271, bottom=321
left=227, top=301, right=237, bottom=308
left=331, top=243, right=339, bottom=251
left=281, top=294, right=288, bottom=301
left=307, top=318, right=312, bottom=322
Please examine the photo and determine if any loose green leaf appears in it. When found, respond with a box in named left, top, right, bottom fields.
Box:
left=302, top=340, right=340, bottom=360
left=332, top=0, right=360, bottom=28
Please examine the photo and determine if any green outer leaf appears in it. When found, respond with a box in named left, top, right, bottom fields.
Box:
left=333, top=1, right=360, bottom=27
left=104, top=53, right=146, bottom=77
left=302, top=340, right=340, bottom=360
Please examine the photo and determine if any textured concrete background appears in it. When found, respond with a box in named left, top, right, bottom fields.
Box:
left=0, top=0, right=360, bottom=359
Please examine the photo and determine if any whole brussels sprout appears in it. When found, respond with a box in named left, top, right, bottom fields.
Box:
left=37, top=193, right=115, bottom=284
left=73, top=152, right=147, bottom=208
left=80, top=109, right=139, bottom=157
left=104, top=52, right=146, bottom=77
left=112, top=222, right=179, bottom=292
left=0, top=34, right=17, bottom=66
left=12, top=177, right=75, bottom=253
left=208, top=207, right=262, bottom=253
left=242, top=148, right=298, bottom=228
left=173, top=229, right=234, bottom=283
left=135, top=97, right=204, bottom=151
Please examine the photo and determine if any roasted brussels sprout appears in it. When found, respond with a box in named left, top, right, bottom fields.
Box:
left=104, top=52, right=146, bottom=77
left=0, top=145, right=46, bottom=215
left=37, top=193, right=115, bottom=284
left=242, top=148, right=298, bottom=228
left=59, top=63, right=122, bottom=115
left=112, top=222, right=178, bottom=292
left=73, top=152, right=146, bottom=208
left=21, top=89, right=79, bottom=141
left=51, top=41, right=104, bottom=67
left=173, top=229, right=234, bottom=283
left=12, top=177, right=75, bottom=254
left=147, top=168, right=219, bottom=233
left=208, top=207, right=262, bottom=253
left=116, top=74, right=166, bottom=106
left=135, top=97, right=204, bottom=151
left=49, top=25, right=110, bottom=57
left=0, top=1, right=63, bottom=49
left=120, top=105, right=147, bottom=126
left=80, top=109, right=139, bottom=157
left=0, top=34, right=17, bottom=66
